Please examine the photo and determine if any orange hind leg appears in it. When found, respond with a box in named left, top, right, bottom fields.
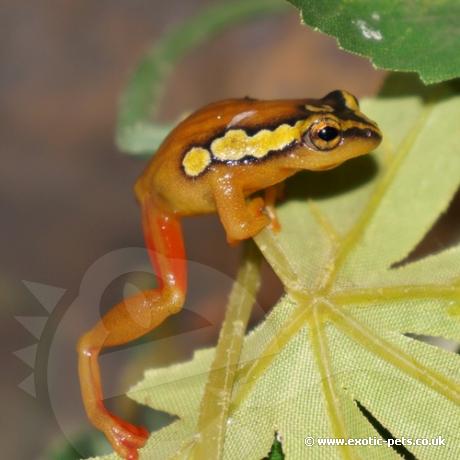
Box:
left=77, top=196, right=186, bottom=460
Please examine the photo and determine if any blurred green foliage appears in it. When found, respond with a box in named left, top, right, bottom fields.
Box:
left=288, top=0, right=460, bottom=84
left=116, top=0, right=289, bottom=156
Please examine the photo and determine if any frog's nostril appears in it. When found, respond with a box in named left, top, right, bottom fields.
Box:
left=366, top=128, right=382, bottom=141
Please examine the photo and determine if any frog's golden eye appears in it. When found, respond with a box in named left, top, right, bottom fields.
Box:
left=304, top=119, right=342, bottom=151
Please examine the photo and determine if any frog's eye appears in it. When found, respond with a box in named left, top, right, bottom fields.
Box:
left=304, top=119, right=342, bottom=151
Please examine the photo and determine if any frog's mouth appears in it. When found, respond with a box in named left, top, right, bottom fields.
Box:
left=309, top=151, right=368, bottom=170
left=312, top=162, right=342, bottom=171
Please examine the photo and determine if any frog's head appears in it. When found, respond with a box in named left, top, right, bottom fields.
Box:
left=290, top=90, right=382, bottom=170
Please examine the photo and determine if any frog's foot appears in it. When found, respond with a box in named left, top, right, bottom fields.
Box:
left=264, top=203, right=281, bottom=232
left=264, top=185, right=283, bottom=232
left=103, top=412, right=149, bottom=460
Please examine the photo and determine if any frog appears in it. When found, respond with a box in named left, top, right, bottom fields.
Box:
left=77, top=90, right=382, bottom=459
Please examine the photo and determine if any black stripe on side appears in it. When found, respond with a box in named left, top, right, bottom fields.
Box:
left=343, top=127, right=382, bottom=140
left=242, top=114, right=308, bottom=137
left=180, top=113, right=309, bottom=157
left=180, top=111, right=313, bottom=166
left=181, top=138, right=300, bottom=179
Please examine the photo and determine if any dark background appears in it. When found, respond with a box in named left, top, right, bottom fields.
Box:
left=10, top=1, right=457, bottom=458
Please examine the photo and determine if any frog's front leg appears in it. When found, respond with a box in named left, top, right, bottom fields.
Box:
left=212, top=174, right=270, bottom=244
left=77, top=195, right=186, bottom=460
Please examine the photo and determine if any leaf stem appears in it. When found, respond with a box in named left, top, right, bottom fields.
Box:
left=190, top=241, right=262, bottom=460
left=326, top=301, right=460, bottom=406
left=254, top=228, right=303, bottom=292
left=308, top=303, right=356, bottom=460
left=332, top=284, right=460, bottom=305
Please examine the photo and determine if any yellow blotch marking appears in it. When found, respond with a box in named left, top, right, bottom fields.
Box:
left=182, top=147, right=212, bottom=177
left=211, top=123, right=304, bottom=161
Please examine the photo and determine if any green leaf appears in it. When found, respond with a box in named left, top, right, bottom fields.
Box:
left=116, top=0, right=289, bottom=155
left=93, top=84, right=460, bottom=459
left=288, top=0, right=460, bottom=84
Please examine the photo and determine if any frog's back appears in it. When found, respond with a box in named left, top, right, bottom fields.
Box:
left=135, top=97, right=309, bottom=214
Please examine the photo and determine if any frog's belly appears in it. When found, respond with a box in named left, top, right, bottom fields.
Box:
left=169, top=189, right=216, bottom=216
left=154, top=174, right=216, bottom=216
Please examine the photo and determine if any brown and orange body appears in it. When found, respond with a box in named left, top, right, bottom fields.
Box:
left=78, top=90, right=381, bottom=459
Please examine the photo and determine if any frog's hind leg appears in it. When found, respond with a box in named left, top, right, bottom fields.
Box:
left=77, top=195, right=186, bottom=460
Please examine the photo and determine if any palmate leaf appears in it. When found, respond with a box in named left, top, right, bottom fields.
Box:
left=287, top=0, right=460, bottom=84
left=94, top=85, right=460, bottom=459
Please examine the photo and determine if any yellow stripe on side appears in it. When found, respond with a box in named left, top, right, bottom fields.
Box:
left=182, top=147, right=212, bottom=177
left=211, top=122, right=305, bottom=162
